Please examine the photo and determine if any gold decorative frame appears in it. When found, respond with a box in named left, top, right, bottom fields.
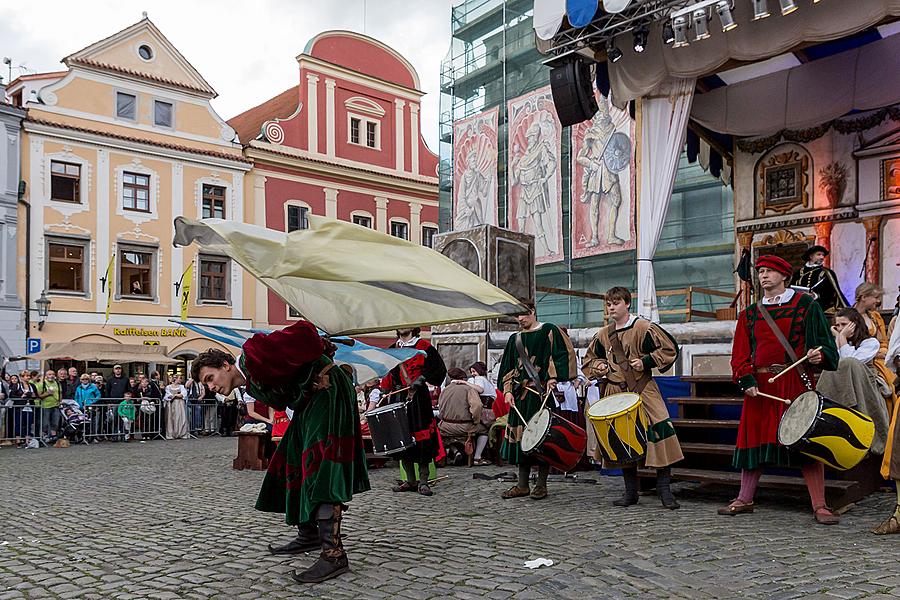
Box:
left=883, top=157, right=900, bottom=202
left=757, top=149, right=810, bottom=216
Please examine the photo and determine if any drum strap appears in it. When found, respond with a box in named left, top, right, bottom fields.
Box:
left=757, top=304, right=812, bottom=389
left=609, top=329, right=652, bottom=395
left=515, top=332, right=544, bottom=388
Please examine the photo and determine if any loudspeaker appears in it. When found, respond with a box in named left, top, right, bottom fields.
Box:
left=549, top=58, right=598, bottom=127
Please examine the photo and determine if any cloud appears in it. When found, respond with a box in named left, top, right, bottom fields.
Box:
left=0, top=0, right=453, bottom=147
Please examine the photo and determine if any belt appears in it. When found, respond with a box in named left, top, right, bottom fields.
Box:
left=756, top=364, right=787, bottom=375
left=441, top=417, right=475, bottom=424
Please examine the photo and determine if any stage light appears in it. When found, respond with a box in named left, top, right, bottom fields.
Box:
left=662, top=20, right=676, bottom=44
left=633, top=25, right=649, bottom=52
left=673, top=16, right=689, bottom=48
left=693, top=8, right=710, bottom=41
left=606, top=39, right=623, bottom=62
left=779, top=0, right=798, bottom=14
left=751, top=0, right=770, bottom=19
left=716, top=1, right=737, bottom=31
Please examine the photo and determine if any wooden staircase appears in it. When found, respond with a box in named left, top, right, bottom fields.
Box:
left=637, top=374, right=883, bottom=509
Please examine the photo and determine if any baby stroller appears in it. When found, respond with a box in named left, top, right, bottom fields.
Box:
left=58, top=399, right=90, bottom=444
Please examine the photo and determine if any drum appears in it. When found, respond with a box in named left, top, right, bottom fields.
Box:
left=777, top=390, right=875, bottom=471
left=587, top=392, right=648, bottom=464
left=520, top=408, right=587, bottom=472
left=366, top=402, right=415, bottom=456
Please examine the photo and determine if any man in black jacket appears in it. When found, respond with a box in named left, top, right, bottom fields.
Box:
left=104, top=364, right=131, bottom=399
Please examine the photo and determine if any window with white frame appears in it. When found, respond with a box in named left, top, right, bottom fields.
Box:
left=119, top=245, right=156, bottom=299
left=287, top=205, right=309, bottom=232
left=47, top=238, right=89, bottom=295
left=202, top=184, right=226, bottom=219
left=288, top=306, right=302, bottom=318
left=122, top=171, right=151, bottom=213
left=352, top=214, right=373, bottom=229
left=50, top=161, right=81, bottom=203
left=116, top=92, right=137, bottom=120
left=154, top=100, right=173, bottom=127
left=348, top=114, right=380, bottom=149
left=390, top=220, right=409, bottom=240
left=198, top=255, right=230, bottom=302
left=422, top=226, right=438, bottom=249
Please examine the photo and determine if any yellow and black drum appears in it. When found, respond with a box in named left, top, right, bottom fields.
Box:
left=587, top=392, right=648, bottom=464
left=777, top=390, right=875, bottom=471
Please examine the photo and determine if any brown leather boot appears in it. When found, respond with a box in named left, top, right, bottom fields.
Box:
left=291, top=504, right=349, bottom=584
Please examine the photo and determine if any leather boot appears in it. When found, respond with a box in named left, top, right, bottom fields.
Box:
left=613, top=466, right=640, bottom=506
left=291, top=504, right=349, bottom=584
left=657, top=467, right=680, bottom=509
left=268, top=522, right=318, bottom=555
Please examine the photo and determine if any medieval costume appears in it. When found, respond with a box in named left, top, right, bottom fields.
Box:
left=724, top=255, right=840, bottom=524
left=862, top=307, right=897, bottom=416
left=789, top=245, right=848, bottom=315
left=437, top=378, right=487, bottom=465
left=244, top=320, right=370, bottom=583
left=380, top=333, right=447, bottom=496
left=873, top=316, right=900, bottom=534
left=498, top=322, right=577, bottom=499
left=582, top=315, right=684, bottom=509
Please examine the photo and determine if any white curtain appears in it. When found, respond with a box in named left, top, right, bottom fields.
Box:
left=637, top=78, right=695, bottom=322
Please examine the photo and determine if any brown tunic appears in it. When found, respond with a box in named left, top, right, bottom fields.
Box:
left=438, top=381, right=487, bottom=440
left=582, top=316, right=684, bottom=468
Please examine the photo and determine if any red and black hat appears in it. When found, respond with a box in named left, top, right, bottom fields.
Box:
left=755, top=255, right=793, bottom=278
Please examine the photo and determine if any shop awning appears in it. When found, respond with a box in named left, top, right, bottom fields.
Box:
left=26, top=342, right=181, bottom=364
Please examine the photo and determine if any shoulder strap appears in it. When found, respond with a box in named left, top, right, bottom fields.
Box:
left=609, top=327, right=652, bottom=393
left=515, top=331, right=544, bottom=386
left=757, top=302, right=799, bottom=363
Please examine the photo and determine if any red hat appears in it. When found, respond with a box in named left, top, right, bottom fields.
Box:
left=243, top=319, right=324, bottom=386
left=755, top=255, right=793, bottom=278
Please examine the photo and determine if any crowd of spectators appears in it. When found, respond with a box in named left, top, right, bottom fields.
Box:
left=0, top=362, right=248, bottom=449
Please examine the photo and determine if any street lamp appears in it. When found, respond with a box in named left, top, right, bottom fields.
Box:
left=35, top=290, right=51, bottom=331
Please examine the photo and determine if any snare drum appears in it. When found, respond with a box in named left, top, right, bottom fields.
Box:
left=587, top=392, right=648, bottom=464
left=777, top=390, right=875, bottom=471
left=520, top=408, right=587, bottom=472
left=366, top=402, right=416, bottom=456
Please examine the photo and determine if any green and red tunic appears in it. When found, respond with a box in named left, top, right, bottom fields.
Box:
left=240, top=320, right=370, bottom=526
left=730, top=291, right=838, bottom=470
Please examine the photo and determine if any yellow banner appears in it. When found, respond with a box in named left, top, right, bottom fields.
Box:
left=104, top=252, right=115, bottom=324
left=179, top=263, right=193, bottom=321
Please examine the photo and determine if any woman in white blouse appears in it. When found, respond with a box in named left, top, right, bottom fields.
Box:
left=832, top=307, right=880, bottom=365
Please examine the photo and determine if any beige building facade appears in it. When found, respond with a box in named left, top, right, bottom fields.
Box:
left=13, top=17, right=254, bottom=375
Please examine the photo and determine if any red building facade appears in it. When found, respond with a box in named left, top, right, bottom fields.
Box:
left=229, top=31, right=440, bottom=330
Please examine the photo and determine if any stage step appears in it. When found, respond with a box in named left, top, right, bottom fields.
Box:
left=671, top=396, right=744, bottom=406
left=638, top=467, right=857, bottom=492
left=680, top=442, right=734, bottom=455
left=672, top=418, right=740, bottom=428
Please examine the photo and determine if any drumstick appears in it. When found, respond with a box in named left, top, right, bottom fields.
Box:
left=374, top=385, right=412, bottom=407
left=767, top=347, right=822, bottom=384
left=756, top=391, right=791, bottom=405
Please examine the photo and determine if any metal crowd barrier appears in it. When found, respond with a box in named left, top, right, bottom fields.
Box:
left=0, top=399, right=226, bottom=446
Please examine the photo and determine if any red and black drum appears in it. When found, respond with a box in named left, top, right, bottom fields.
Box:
left=520, top=408, right=587, bottom=472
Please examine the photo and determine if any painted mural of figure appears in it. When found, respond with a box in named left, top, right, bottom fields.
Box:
left=455, top=152, right=489, bottom=230
left=510, top=119, right=557, bottom=255
left=576, top=100, right=625, bottom=247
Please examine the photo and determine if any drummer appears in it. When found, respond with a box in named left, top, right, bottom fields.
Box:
left=582, top=286, right=684, bottom=509
left=497, top=299, right=577, bottom=500
left=721, top=255, right=840, bottom=524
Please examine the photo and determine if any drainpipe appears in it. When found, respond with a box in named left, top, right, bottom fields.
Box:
left=18, top=181, right=29, bottom=342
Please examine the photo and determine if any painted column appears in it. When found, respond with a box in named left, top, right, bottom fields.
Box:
left=324, top=187, right=339, bottom=219
left=409, top=103, right=420, bottom=175
left=394, top=99, right=405, bottom=172
left=410, top=203, right=422, bottom=245
left=813, top=221, right=834, bottom=269
left=306, top=73, right=319, bottom=154
left=736, top=231, right=754, bottom=310
left=325, top=78, right=336, bottom=158
left=95, top=148, right=110, bottom=315
left=231, top=171, right=244, bottom=320
left=375, top=196, right=389, bottom=233
left=862, top=216, right=882, bottom=285
left=253, top=174, right=268, bottom=326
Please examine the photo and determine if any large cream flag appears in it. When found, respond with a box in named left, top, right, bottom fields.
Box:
left=173, top=216, right=525, bottom=335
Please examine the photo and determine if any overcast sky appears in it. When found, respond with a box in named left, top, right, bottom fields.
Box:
left=0, top=0, right=454, bottom=149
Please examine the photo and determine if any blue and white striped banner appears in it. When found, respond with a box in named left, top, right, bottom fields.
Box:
left=171, top=320, right=420, bottom=384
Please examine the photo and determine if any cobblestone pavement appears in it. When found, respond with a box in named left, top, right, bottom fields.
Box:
left=1, top=438, right=897, bottom=600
